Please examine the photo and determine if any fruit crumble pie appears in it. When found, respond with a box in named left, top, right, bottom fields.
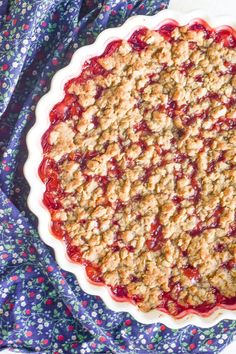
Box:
left=39, top=21, right=236, bottom=315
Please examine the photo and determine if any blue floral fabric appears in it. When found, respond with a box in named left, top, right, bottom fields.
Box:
left=0, top=1, right=235, bottom=353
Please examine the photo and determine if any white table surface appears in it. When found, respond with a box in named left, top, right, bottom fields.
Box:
left=169, top=0, right=235, bottom=16
left=1, top=1, right=235, bottom=354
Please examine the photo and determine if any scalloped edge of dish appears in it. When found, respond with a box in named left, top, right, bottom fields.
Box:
left=24, top=9, right=236, bottom=328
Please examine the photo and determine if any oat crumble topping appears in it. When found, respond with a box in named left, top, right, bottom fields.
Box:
left=39, top=22, right=236, bottom=315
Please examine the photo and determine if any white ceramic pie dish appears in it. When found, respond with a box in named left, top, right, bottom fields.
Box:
left=24, top=9, right=236, bottom=328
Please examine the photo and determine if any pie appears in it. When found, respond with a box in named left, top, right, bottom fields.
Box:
left=39, top=21, right=236, bottom=315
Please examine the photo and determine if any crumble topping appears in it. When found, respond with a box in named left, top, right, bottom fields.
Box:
left=39, top=22, right=236, bottom=315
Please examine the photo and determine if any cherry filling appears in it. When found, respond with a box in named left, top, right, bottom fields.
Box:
left=130, top=275, right=140, bottom=283
left=174, top=165, right=184, bottom=180
left=39, top=21, right=236, bottom=315
left=183, top=266, right=201, bottom=281
left=180, top=61, right=194, bottom=75
left=215, top=29, right=236, bottom=48
left=174, top=152, right=187, bottom=163
left=160, top=283, right=187, bottom=315
left=76, top=58, right=107, bottom=84
left=45, top=172, right=61, bottom=193
left=172, top=195, right=183, bottom=205
left=137, top=139, right=148, bottom=152
left=141, top=166, right=153, bottom=183
left=224, top=61, right=236, bottom=75
left=64, top=57, right=109, bottom=94
left=85, top=264, right=104, bottom=284
left=66, top=244, right=82, bottom=263
left=110, top=243, right=120, bottom=253
left=128, top=27, right=148, bottom=51
left=189, top=162, right=201, bottom=204
left=131, top=295, right=144, bottom=303
left=189, top=222, right=203, bottom=237
left=95, top=175, right=109, bottom=192
left=102, top=40, right=122, bottom=57
left=158, top=22, right=178, bottom=41
left=79, top=151, right=99, bottom=170
left=189, top=22, right=212, bottom=39
left=146, top=218, right=164, bottom=251
left=195, top=74, right=203, bottom=82
left=212, top=118, right=236, bottom=131
left=207, top=151, right=225, bottom=174
left=214, top=243, right=226, bottom=252
left=228, top=224, right=236, bottom=237
left=108, top=158, right=123, bottom=179
left=166, top=100, right=177, bottom=118
left=49, top=94, right=83, bottom=125
left=189, top=205, right=223, bottom=236
left=111, top=285, right=144, bottom=304
left=38, top=158, right=58, bottom=183
left=91, top=115, right=100, bottom=129
left=134, top=120, right=151, bottom=134
left=126, top=245, right=135, bottom=253
left=41, top=128, right=53, bottom=154
left=223, top=260, right=236, bottom=270
left=111, top=285, right=128, bottom=298
left=51, top=221, right=65, bottom=239
left=209, top=206, right=223, bottom=228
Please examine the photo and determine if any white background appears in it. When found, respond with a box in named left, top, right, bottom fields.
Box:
left=1, top=1, right=235, bottom=354
left=169, top=0, right=236, bottom=16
